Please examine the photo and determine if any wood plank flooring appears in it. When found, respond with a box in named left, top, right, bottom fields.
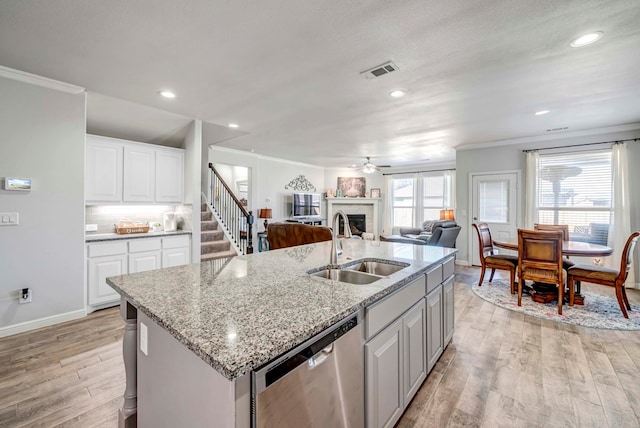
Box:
left=1, top=266, right=640, bottom=427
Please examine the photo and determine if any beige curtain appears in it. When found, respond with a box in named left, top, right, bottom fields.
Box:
left=524, top=151, right=539, bottom=229
left=608, top=143, right=635, bottom=287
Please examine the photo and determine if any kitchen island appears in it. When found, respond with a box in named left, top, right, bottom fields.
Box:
left=107, top=239, right=457, bottom=427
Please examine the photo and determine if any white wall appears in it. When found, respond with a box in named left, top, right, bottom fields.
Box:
left=456, top=128, right=640, bottom=274
left=0, top=76, right=86, bottom=334
left=183, top=119, right=202, bottom=262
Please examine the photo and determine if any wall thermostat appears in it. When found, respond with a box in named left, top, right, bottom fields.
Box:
left=4, top=178, right=32, bottom=191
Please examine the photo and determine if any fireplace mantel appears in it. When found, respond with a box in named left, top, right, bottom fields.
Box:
left=326, top=197, right=381, bottom=238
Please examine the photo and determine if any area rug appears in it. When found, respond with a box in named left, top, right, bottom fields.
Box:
left=471, top=280, right=640, bottom=330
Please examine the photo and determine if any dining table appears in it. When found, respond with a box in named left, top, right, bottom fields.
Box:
left=492, top=237, right=613, bottom=304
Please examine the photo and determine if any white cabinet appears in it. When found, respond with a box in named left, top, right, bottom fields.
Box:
left=162, top=236, right=191, bottom=267
left=155, top=150, right=184, bottom=202
left=365, top=318, right=403, bottom=428
left=403, top=300, right=426, bottom=404
left=123, top=145, right=155, bottom=202
left=129, top=251, right=161, bottom=273
left=86, top=134, right=184, bottom=204
left=85, top=137, right=123, bottom=202
left=87, top=235, right=191, bottom=312
left=443, top=276, right=455, bottom=346
left=87, top=241, right=128, bottom=307
left=426, top=284, right=444, bottom=373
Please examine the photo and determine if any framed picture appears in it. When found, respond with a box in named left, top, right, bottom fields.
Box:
left=370, top=188, right=381, bottom=198
left=337, top=177, right=366, bottom=198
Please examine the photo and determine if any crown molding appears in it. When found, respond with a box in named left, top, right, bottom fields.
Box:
left=455, top=123, right=640, bottom=151
left=0, top=65, right=85, bottom=94
left=209, top=145, right=324, bottom=169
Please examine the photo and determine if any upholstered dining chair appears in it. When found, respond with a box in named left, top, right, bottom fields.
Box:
left=566, top=231, right=640, bottom=318
left=517, top=229, right=565, bottom=314
left=472, top=223, right=519, bottom=294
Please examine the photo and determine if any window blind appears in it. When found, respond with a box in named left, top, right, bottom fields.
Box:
left=536, top=149, right=612, bottom=244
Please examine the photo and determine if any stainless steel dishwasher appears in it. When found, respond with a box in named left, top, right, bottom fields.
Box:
left=252, top=313, right=364, bottom=428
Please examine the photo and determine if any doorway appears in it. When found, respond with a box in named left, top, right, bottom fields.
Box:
left=470, top=171, right=520, bottom=266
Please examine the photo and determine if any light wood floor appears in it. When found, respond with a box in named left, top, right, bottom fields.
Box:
left=1, top=266, right=640, bottom=427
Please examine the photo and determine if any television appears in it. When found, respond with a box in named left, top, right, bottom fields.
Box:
left=292, top=193, right=321, bottom=218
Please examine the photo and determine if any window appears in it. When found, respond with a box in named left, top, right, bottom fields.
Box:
left=390, top=171, right=455, bottom=228
left=535, top=150, right=612, bottom=244
left=391, top=178, right=414, bottom=227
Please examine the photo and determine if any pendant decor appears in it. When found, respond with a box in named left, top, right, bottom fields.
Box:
left=284, top=175, right=317, bottom=192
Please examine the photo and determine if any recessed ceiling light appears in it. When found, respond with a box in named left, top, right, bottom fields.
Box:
left=351, top=164, right=357, bottom=168
left=159, top=90, right=176, bottom=99
left=228, top=123, right=239, bottom=128
left=389, top=90, right=406, bottom=98
left=535, top=110, right=550, bottom=116
left=570, top=31, right=603, bottom=47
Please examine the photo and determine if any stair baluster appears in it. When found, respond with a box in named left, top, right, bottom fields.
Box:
left=208, top=163, right=254, bottom=255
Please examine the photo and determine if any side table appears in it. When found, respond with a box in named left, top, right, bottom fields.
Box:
left=258, top=232, right=270, bottom=252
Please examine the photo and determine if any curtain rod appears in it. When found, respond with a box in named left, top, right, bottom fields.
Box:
left=522, top=138, right=639, bottom=153
left=383, top=168, right=456, bottom=176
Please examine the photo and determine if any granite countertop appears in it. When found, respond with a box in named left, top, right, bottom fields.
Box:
left=86, top=230, right=192, bottom=242
left=107, top=239, right=457, bottom=380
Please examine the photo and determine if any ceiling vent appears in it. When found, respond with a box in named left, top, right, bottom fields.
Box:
left=360, top=61, right=399, bottom=79
left=546, top=127, right=569, bottom=132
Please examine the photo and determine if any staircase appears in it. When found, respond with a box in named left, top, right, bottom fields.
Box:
left=201, top=203, right=237, bottom=261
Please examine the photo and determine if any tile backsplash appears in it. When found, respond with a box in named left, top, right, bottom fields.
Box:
left=86, top=205, right=193, bottom=233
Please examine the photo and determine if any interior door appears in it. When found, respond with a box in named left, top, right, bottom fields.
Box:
left=471, top=172, right=519, bottom=266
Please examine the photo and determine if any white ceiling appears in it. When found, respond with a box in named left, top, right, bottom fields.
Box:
left=1, top=0, right=639, bottom=167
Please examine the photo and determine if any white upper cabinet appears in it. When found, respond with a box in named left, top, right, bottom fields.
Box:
left=123, top=145, right=155, bottom=202
left=155, top=150, right=184, bottom=202
left=86, top=134, right=184, bottom=204
left=86, top=137, right=123, bottom=202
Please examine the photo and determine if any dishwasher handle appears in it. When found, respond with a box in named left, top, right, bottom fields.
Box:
left=261, top=315, right=358, bottom=389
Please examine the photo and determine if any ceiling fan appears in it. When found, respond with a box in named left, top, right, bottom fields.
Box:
left=360, top=157, right=391, bottom=174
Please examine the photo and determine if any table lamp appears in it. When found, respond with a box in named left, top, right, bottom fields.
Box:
left=259, top=208, right=272, bottom=232
left=440, top=209, right=455, bottom=221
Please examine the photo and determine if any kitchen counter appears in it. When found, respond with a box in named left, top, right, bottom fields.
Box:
left=107, top=239, right=456, bottom=380
left=85, top=229, right=191, bottom=242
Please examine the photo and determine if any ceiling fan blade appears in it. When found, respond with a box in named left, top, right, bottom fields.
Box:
left=377, top=165, right=391, bottom=168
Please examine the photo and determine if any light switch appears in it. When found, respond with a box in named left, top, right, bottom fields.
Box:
left=0, top=212, right=18, bottom=226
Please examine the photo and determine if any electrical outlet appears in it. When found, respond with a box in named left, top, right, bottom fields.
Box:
left=19, top=288, right=32, bottom=304
left=140, top=322, right=148, bottom=355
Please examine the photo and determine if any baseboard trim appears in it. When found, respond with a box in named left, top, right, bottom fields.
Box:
left=455, top=260, right=470, bottom=266
left=0, top=309, right=87, bottom=338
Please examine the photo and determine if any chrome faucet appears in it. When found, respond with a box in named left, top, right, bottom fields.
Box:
left=330, top=210, right=352, bottom=265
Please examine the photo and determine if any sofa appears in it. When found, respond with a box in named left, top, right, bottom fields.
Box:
left=381, top=220, right=461, bottom=247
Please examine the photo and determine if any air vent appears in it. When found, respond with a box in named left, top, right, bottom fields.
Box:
left=546, top=127, right=569, bottom=132
left=360, top=61, right=399, bottom=79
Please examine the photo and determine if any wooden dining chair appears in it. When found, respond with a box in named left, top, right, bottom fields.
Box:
left=472, top=223, right=519, bottom=294
left=534, top=223, right=579, bottom=291
left=566, top=231, right=640, bottom=318
left=517, top=229, right=565, bottom=314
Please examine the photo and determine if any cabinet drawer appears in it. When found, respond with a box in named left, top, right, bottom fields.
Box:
left=129, top=238, right=161, bottom=253
left=442, top=257, right=455, bottom=280
left=162, top=235, right=190, bottom=249
left=88, top=241, right=127, bottom=258
left=366, top=275, right=425, bottom=340
left=426, top=264, right=443, bottom=294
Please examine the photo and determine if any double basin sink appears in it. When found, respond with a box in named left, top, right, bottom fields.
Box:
left=308, top=259, right=410, bottom=284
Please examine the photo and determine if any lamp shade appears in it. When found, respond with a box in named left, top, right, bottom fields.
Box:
left=259, top=208, right=272, bottom=219
left=439, top=209, right=455, bottom=221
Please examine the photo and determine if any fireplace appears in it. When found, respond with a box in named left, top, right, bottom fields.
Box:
left=339, top=214, right=366, bottom=236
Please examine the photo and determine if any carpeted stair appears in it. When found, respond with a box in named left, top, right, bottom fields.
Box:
left=201, top=203, right=237, bottom=261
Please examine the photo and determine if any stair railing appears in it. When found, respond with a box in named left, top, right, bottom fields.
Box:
left=208, top=163, right=254, bottom=255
